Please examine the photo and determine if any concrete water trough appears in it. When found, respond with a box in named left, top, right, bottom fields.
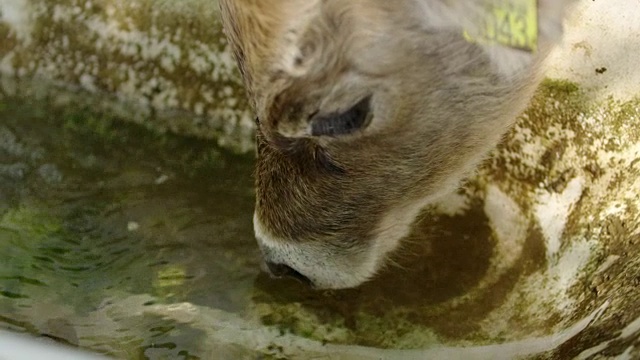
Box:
left=0, top=0, right=639, bottom=359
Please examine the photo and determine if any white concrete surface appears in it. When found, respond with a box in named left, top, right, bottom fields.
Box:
left=547, top=0, right=640, bottom=100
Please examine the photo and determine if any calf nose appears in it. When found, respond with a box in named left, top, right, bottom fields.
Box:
left=263, top=261, right=313, bottom=286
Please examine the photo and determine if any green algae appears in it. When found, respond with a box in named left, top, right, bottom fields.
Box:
left=1, top=0, right=251, bottom=152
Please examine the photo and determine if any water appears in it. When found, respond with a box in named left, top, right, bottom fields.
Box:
left=1, top=84, right=640, bottom=359
left=0, top=99, right=260, bottom=358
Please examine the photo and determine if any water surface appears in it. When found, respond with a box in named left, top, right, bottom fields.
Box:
left=0, top=99, right=261, bottom=358
left=1, top=83, right=640, bottom=359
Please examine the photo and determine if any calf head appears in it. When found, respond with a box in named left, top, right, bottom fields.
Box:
left=219, top=0, right=574, bottom=288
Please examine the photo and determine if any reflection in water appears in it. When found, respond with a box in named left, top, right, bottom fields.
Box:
left=251, top=197, right=548, bottom=348
left=253, top=205, right=496, bottom=340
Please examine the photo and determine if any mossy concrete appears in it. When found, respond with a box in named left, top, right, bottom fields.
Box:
left=0, top=0, right=253, bottom=152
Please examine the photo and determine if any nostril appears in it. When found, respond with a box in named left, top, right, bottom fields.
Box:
left=264, top=261, right=313, bottom=286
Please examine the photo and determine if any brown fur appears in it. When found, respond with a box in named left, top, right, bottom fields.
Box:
left=219, top=0, right=575, bottom=289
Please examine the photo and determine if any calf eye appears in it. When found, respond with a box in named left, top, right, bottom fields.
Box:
left=310, top=96, right=372, bottom=137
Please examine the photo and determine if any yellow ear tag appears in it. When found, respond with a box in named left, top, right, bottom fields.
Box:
left=463, top=0, right=538, bottom=53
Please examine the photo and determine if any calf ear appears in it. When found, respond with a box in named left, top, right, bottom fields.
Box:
left=483, top=0, right=576, bottom=78
left=421, top=0, right=575, bottom=78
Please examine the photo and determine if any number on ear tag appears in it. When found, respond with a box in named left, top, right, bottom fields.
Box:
left=464, top=0, right=538, bottom=53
